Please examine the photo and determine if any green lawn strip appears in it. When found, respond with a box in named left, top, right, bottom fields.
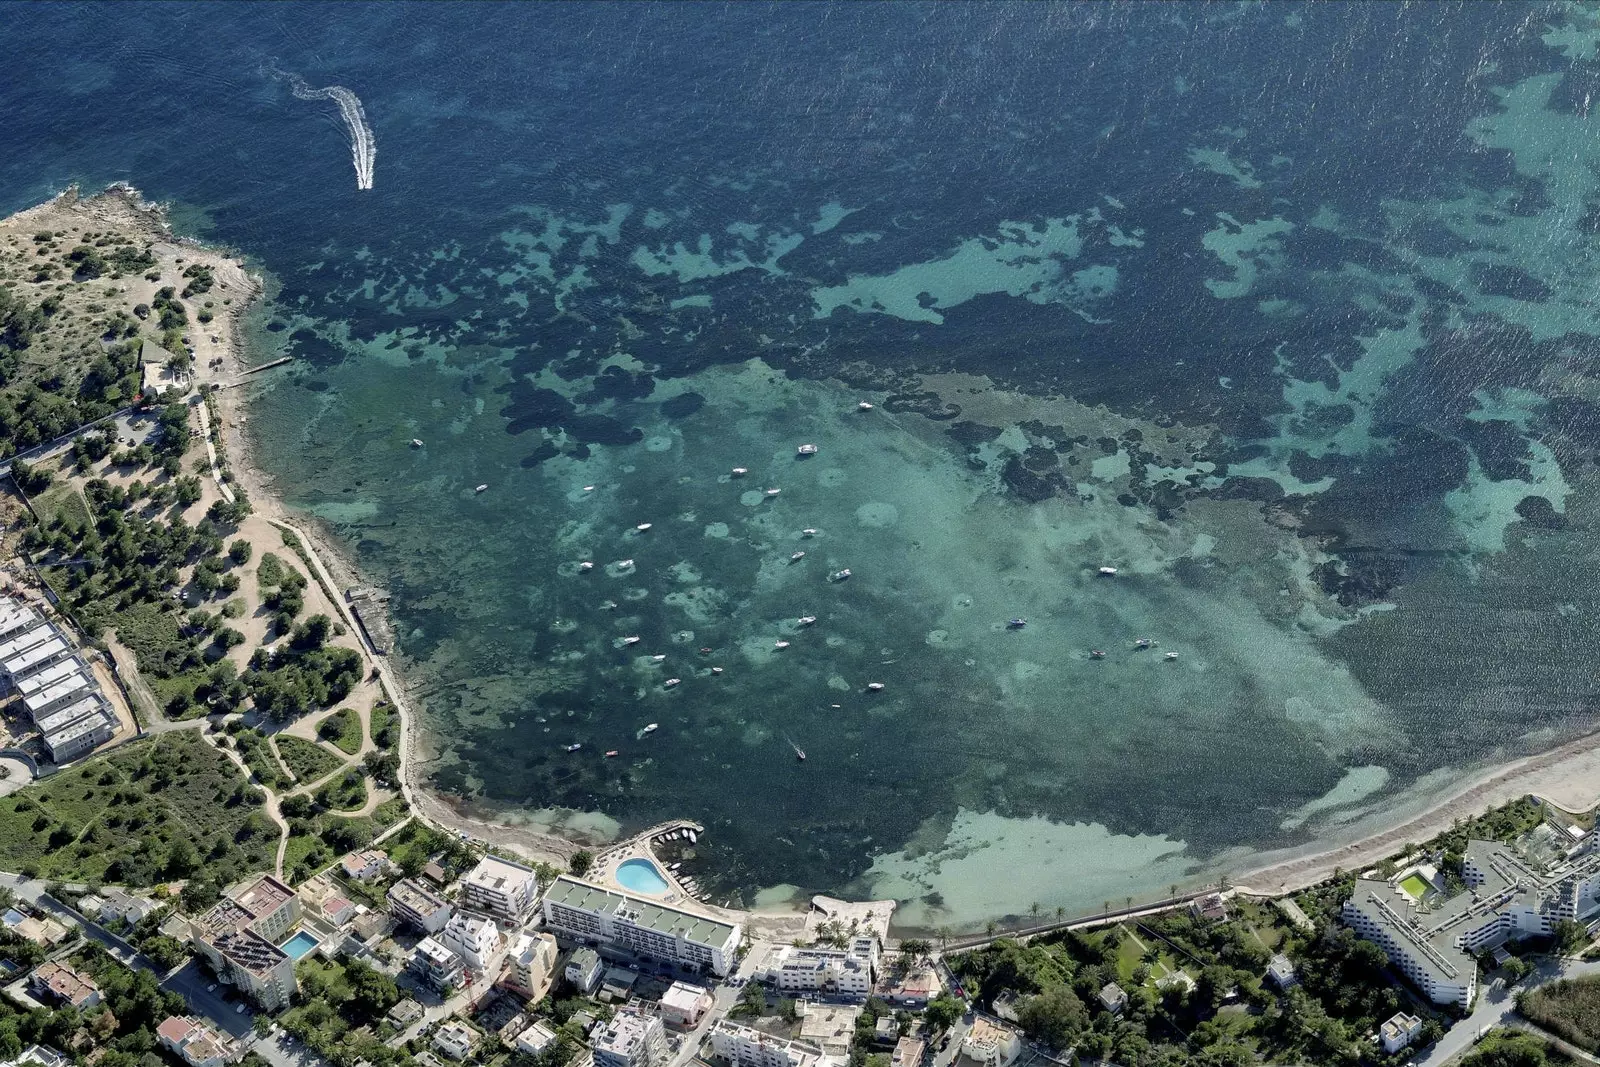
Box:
left=317, top=708, right=363, bottom=755
left=368, top=701, right=397, bottom=751
left=277, top=735, right=345, bottom=784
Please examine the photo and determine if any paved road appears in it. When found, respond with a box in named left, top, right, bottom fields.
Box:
left=1413, top=958, right=1600, bottom=1067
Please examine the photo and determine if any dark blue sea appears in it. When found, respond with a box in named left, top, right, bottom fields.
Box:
left=6, top=0, right=1600, bottom=926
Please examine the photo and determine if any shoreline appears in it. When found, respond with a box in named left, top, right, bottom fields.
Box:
left=75, top=183, right=1600, bottom=931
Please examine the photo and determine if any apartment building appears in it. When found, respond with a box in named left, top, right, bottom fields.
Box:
left=388, top=877, right=453, bottom=934
left=409, top=937, right=465, bottom=992
left=440, top=912, right=506, bottom=975
left=658, top=980, right=713, bottom=1029
left=540, top=875, right=742, bottom=976
left=0, top=596, right=116, bottom=763
left=499, top=931, right=559, bottom=1000
left=768, top=937, right=879, bottom=999
left=459, top=855, right=540, bottom=924
left=188, top=875, right=301, bottom=1010
left=709, top=1022, right=823, bottom=1067
left=591, top=1008, right=667, bottom=1067
left=962, top=1019, right=1021, bottom=1067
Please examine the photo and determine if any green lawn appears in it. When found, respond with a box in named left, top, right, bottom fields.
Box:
left=278, top=735, right=344, bottom=785
left=0, top=731, right=276, bottom=885
left=317, top=709, right=363, bottom=755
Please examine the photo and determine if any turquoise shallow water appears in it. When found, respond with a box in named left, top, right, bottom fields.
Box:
left=6, top=1, right=1600, bottom=927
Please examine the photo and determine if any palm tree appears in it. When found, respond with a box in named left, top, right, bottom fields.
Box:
left=985, top=919, right=998, bottom=938
left=1168, top=883, right=1179, bottom=901
left=1054, top=905, right=1065, bottom=923
left=1125, top=895, right=1133, bottom=912
left=1029, top=901, right=1042, bottom=923
left=1141, top=945, right=1162, bottom=968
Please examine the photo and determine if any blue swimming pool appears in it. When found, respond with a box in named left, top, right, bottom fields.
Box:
left=280, top=931, right=320, bottom=960
left=616, top=858, right=670, bottom=896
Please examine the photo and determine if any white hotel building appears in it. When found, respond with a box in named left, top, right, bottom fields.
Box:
left=766, top=937, right=879, bottom=999
left=540, top=875, right=742, bottom=977
left=459, top=855, right=540, bottom=924
left=1343, top=838, right=1600, bottom=1007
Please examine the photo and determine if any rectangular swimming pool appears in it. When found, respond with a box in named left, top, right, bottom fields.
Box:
left=280, top=931, right=320, bottom=960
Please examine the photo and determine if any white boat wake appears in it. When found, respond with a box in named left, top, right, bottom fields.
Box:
left=266, top=66, right=376, bottom=190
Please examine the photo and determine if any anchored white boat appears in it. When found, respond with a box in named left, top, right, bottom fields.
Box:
left=410, top=438, right=424, bottom=448
left=790, top=551, right=806, bottom=562
left=858, top=401, right=874, bottom=411
left=475, top=484, right=489, bottom=493
left=578, top=561, right=594, bottom=572
left=731, top=467, right=749, bottom=477
left=636, top=522, right=653, bottom=532
left=829, top=568, right=851, bottom=582
left=797, top=615, right=817, bottom=626
left=797, top=443, right=818, bottom=456
left=1098, top=566, right=1118, bottom=576
left=664, top=678, right=681, bottom=688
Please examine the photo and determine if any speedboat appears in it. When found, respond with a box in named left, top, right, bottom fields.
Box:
left=829, top=569, right=851, bottom=582
left=731, top=467, right=749, bottom=477
left=475, top=484, right=489, bottom=493
left=1090, top=650, right=1106, bottom=659
left=605, top=750, right=619, bottom=757
left=583, top=485, right=596, bottom=492
left=578, top=561, right=594, bottom=572
left=765, top=488, right=781, bottom=497
left=711, top=666, right=724, bottom=674
left=699, top=647, right=713, bottom=655
left=1164, top=652, right=1180, bottom=661
left=866, top=682, right=885, bottom=692
left=797, top=615, right=817, bottom=626
left=650, top=654, right=666, bottom=662
left=635, top=522, right=653, bottom=532
left=797, top=444, right=818, bottom=456
left=790, top=551, right=806, bottom=562
left=664, top=678, right=681, bottom=688
left=410, top=439, right=424, bottom=448
left=1134, top=638, right=1151, bottom=649
left=616, top=558, right=635, bottom=568
left=622, top=636, right=642, bottom=646
left=565, top=743, right=582, bottom=752
left=1098, top=566, right=1118, bottom=576
left=1007, top=618, right=1027, bottom=630
left=858, top=401, right=874, bottom=411
left=774, top=640, right=790, bottom=649
left=801, top=528, right=818, bottom=538
left=643, top=723, right=660, bottom=734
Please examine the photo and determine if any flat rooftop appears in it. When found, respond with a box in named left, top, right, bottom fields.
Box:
left=233, top=875, right=295, bottom=919
left=544, top=875, right=738, bottom=948
left=5, top=638, right=68, bottom=678
left=24, top=673, right=93, bottom=715
left=16, top=657, right=82, bottom=697
left=0, top=623, right=53, bottom=662
left=464, top=854, right=536, bottom=893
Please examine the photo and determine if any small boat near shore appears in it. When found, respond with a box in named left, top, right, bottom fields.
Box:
left=1007, top=618, right=1027, bottom=630
left=635, top=522, right=653, bottom=532
left=774, top=640, right=790, bottom=649
left=866, top=681, right=885, bottom=692
left=663, top=677, right=681, bottom=688
left=797, top=443, right=818, bottom=456
left=829, top=568, right=852, bottom=582
left=790, top=551, right=806, bottom=562
left=731, top=467, right=749, bottom=477
left=797, top=615, right=817, bottom=626
left=475, top=484, right=489, bottom=494
left=858, top=401, right=874, bottom=411
left=410, top=438, right=424, bottom=448
left=765, top=487, right=781, bottom=497
left=801, top=528, right=818, bottom=538
left=1098, top=566, right=1118, bottom=576
left=1090, top=649, right=1106, bottom=659
left=565, top=743, right=582, bottom=752
left=642, top=722, right=659, bottom=734
left=578, top=561, right=594, bottom=572
left=621, top=635, right=641, bottom=646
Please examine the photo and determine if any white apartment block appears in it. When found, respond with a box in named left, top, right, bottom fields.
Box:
left=187, top=876, right=300, bottom=1011
left=440, top=912, right=506, bottom=974
left=388, top=877, right=453, bottom=934
left=768, top=937, right=879, bottom=999
left=1380, top=1013, right=1423, bottom=1054
left=459, top=855, right=540, bottom=924
left=541, top=875, right=742, bottom=977
left=591, top=1008, right=667, bottom=1067
left=410, top=937, right=464, bottom=991
left=1344, top=838, right=1600, bottom=1007
left=709, top=1022, right=823, bottom=1067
